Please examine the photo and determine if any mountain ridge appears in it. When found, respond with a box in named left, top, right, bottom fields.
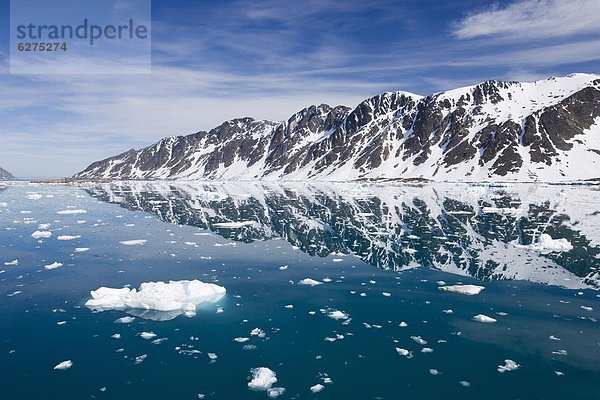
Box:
left=0, top=167, right=17, bottom=181
left=75, top=73, right=600, bottom=182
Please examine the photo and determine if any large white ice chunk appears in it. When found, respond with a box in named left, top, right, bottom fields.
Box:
left=438, top=284, right=485, bottom=295
left=85, top=280, right=226, bottom=317
left=248, top=367, right=278, bottom=391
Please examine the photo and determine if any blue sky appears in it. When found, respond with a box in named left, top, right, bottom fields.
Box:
left=0, top=0, right=599, bottom=179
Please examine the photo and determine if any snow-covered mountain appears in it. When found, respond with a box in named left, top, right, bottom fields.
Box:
left=84, top=181, right=600, bottom=289
left=0, top=167, right=17, bottom=181
left=75, top=73, right=600, bottom=182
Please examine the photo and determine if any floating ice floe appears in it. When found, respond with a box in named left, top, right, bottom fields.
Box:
left=235, top=337, right=250, bottom=343
left=134, top=354, right=147, bottom=365
left=251, top=328, right=266, bottom=338
left=438, top=284, right=485, bottom=295
left=396, top=348, right=412, bottom=357
left=4, top=259, right=18, bottom=266
left=57, top=235, right=81, bottom=241
left=497, top=359, right=520, bottom=373
left=327, top=310, right=349, bottom=320
left=85, top=280, right=226, bottom=319
left=472, top=314, right=497, bottom=323
left=53, top=360, right=73, bottom=370
left=32, top=230, right=52, bottom=239
left=119, top=239, right=147, bottom=246
left=267, top=387, right=286, bottom=398
left=298, top=278, right=322, bottom=286
left=115, top=316, right=135, bottom=324
left=515, top=233, right=573, bottom=253
left=44, top=262, right=63, bottom=270
left=411, top=336, right=427, bottom=345
left=140, top=332, right=157, bottom=340
left=57, top=209, right=87, bottom=215
left=429, top=369, right=440, bottom=376
left=27, top=194, right=43, bottom=200
left=310, top=384, right=325, bottom=393
left=75, top=248, right=90, bottom=253
left=248, top=367, right=278, bottom=391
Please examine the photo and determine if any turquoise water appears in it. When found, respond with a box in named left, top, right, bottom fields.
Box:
left=0, top=182, right=598, bottom=399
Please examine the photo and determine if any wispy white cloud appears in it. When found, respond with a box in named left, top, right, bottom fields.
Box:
left=452, top=0, right=600, bottom=40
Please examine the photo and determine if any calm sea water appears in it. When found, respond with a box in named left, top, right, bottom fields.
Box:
left=0, top=182, right=598, bottom=400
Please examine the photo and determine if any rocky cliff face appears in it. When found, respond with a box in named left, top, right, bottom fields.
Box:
left=0, top=167, right=17, bottom=181
left=75, top=73, right=600, bottom=182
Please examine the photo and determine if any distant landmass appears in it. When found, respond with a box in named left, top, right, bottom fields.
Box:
left=75, top=73, right=600, bottom=182
left=0, top=167, right=16, bottom=181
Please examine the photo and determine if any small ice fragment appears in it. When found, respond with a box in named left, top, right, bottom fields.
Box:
left=57, top=321, right=67, bottom=326
left=57, top=235, right=80, bottom=241
left=115, top=316, right=135, bottom=324
left=580, top=306, right=593, bottom=311
left=248, top=367, right=277, bottom=391
left=235, top=337, right=250, bottom=343
left=443, top=309, right=453, bottom=314
left=4, top=259, right=18, bottom=266
left=32, top=230, right=52, bottom=239
left=278, top=265, right=288, bottom=270
left=44, top=262, right=63, bottom=270
left=497, top=359, right=520, bottom=373
left=267, top=387, right=286, bottom=398
left=554, top=371, right=564, bottom=376
left=111, top=334, right=121, bottom=339
left=54, top=360, right=73, bottom=370
left=472, top=314, right=497, bottom=323
left=75, top=248, right=90, bottom=252
left=421, top=347, right=434, bottom=353
left=328, top=310, right=349, bottom=320
left=396, top=348, right=411, bottom=357
left=140, top=332, right=157, bottom=340
left=439, top=285, right=485, bottom=295
left=298, top=278, right=322, bottom=286
left=399, top=321, right=408, bottom=327
left=549, top=335, right=561, bottom=341
left=134, top=354, right=147, bottom=365
left=310, top=384, right=325, bottom=393
left=119, top=240, right=147, bottom=246
left=382, top=292, right=391, bottom=297
left=284, top=304, right=293, bottom=309
left=250, top=328, right=266, bottom=338
left=429, top=369, right=440, bottom=376
left=459, top=381, right=471, bottom=387
left=411, top=336, right=427, bottom=345
left=57, top=209, right=87, bottom=215
left=208, top=353, right=217, bottom=361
